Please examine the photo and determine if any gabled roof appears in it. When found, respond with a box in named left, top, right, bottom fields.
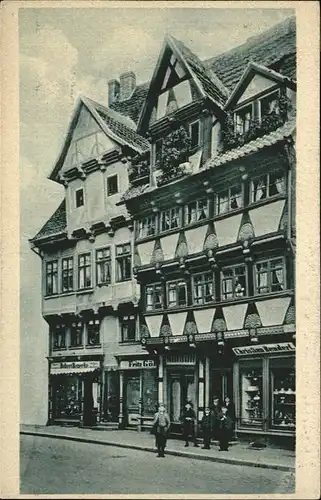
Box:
left=225, top=61, right=296, bottom=110
left=49, top=95, right=150, bottom=182
left=31, top=199, right=67, bottom=243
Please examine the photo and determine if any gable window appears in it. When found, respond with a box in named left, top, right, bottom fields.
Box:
left=75, top=188, right=84, bottom=208
left=46, top=260, right=58, bottom=296
left=185, top=198, right=209, bottom=225
left=53, top=324, right=66, bottom=349
left=96, top=247, right=111, bottom=285
left=216, top=184, right=243, bottom=215
left=234, top=105, right=252, bottom=135
left=221, top=265, right=247, bottom=301
left=255, top=257, right=285, bottom=295
left=259, top=91, right=280, bottom=118
left=87, top=319, right=100, bottom=345
left=61, top=257, right=73, bottom=293
left=251, top=170, right=286, bottom=203
left=160, top=207, right=181, bottom=232
left=70, top=322, right=83, bottom=347
left=145, top=283, right=163, bottom=311
left=190, top=120, right=200, bottom=149
left=167, top=279, right=187, bottom=308
left=107, top=175, right=118, bottom=196
left=78, top=253, right=92, bottom=289
left=138, top=214, right=157, bottom=239
left=192, top=272, right=215, bottom=305
left=116, top=243, right=131, bottom=281
left=120, top=315, right=136, bottom=342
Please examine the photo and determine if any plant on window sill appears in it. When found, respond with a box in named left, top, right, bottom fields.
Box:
left=128, top=154, right=150, bottom=185
left=157, top=125, right=191, bottom=186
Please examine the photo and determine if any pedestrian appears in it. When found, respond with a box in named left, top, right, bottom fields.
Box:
left=200, top=407, right=212, bottom=449
left=210, top=396, right=222, bottom=441
left=218, top=405, right=233, bottom=451
left=224, top=395, right=236, bottom=441
left=180, top=401, right=199, bottom=447
left=151, top=403, right=170, bottom=458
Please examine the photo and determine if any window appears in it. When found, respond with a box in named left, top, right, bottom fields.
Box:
left=78, top=253, right=92, bottom=289
left=120, top=315, right=136, bottom=342
left=234, top=105, right=252, bottom=135
left=192, top=272, right=215, bottom=305
left=190, top=120, right=200, bottom=149
left=260, top=91, right=279, bottom=118
left=240, top=362, right=263, bottom=428
left=160, top=207, right=181, bottom=232
left=251, top=170, right=286, bottom=203
left=216, top=184, right=243, bottom=215
left=221, top=265, right=247, bottom=301
left=70, top=322, right=83, bottom=347
left=255, top=257, right=285, bottom=295
left=87, top=319, right=100, bottom=345
left=270, top=364, right=295, bottom=430
left=46, top=260, right=58, bottom=296
left=138, top=215, right=157, bottom=239
left=185, top=198, right=209, bottom=225
left=61, top=257, right=73, bottom=292
left=107, top=175, right=118, bottom=196
left=75, top=188, right=84, bottom=208
left=167, top=279, right=187, bottom=308
left=96, top=248, right=111, bottom=285
left=53, top=324, right=66, bottom=349
left=145, top=283, right=163, bottom=311
left=116, top=243, right=131, bottom=281
left=155, top=139, right=163, bottom=165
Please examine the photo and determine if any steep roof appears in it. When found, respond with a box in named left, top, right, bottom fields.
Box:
left=31, top=199, right=67, bottom=243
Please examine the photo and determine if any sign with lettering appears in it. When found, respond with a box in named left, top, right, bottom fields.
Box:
left=120, top=359, right=156, bottom=370
left=232, top=342, right=295, bottom=356
left=166, top=354, right=196, bottom=365
left=51, top=360, right=100, bottom=375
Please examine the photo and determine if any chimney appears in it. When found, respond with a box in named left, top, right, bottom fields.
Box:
left=108, top=79, right=120, bottom=106
left=119, top=71, right=136, bottom=101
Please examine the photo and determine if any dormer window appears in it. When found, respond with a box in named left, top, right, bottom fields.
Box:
left=234, top=105, right=252, bottom=135
left=190, top=120, right=200, bottom=149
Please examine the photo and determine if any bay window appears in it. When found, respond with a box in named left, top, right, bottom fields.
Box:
left=145, top=283, right=163, bottom=311
left=96, top=247, right=111, bottom=285
left=255, top=257, right=285, bottom=295
left=216, top=184, right=243, bottom=215
left=192, top=272, right=215, bottom=305
left=167, top=279, right=187, bottom=308
left=46, top=260, right=58, bottom=296
left=221, top=265, right=247, bottom=301
left=160, top=207, right=181, bottom=232
left=251, top=169, right=286, bottom=203
left=185, top=198, right=209, bottom=225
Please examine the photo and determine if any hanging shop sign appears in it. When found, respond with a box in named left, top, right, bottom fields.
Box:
left=120, top=359, right=156, bottom=370
left=51, top=360, right=101, bottom=375
left=232, top=342, right=295, bottom=356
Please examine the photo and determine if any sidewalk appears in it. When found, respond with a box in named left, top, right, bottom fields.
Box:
left=20, top=424, right=295, bottom=472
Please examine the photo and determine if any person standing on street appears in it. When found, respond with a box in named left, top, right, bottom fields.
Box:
left=224, top=395, right=236, bottom=441
left=200, top=407, right=212, bottom=449
left=180, top=401, right=199, bottom=447
left=211, top=396, right=222, bottom=442
left=151, top=403, right=170, bottom=458
left=218, top=405, right=233, bottom=451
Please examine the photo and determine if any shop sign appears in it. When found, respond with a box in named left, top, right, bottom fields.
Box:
left=232, top=342, right=295, bottom=356
left=120, top=359, right=156, bottom=370
left=166, top=354, right=196, bottom=365
left=51, top=360, right=100, bottom=375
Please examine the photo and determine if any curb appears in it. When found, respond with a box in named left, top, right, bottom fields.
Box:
left=20, top=430, right=295, bottom=472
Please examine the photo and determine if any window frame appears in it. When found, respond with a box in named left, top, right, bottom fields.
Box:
left=70, top=321, right=83, bottom=347
left=75, top=188, right=84, bottom=208
left=145, top=282, right=164, bottom=312
left=52, top=324, right=66, bottom=349
left=107, top=174, right=119, bottom=197
left=250, top=169, right=286, bottom=204
left=189, top=120, right=200, bottom=149
left=116, top=243, right=132, bottom=282
left=234, top=103, right=253, bottom=135
left=120, top=315, right=137, bottom=343
left=86, top=319, right=100, bottom=346
left=254, top=256, right=286, bottom=296
left=215, top=183, right=244, bottom=216
left=185, top=197, right=209, bottom=226
left=258, top=89, right=280, bottom=122
left=78, top=253, right=92, bottom=290
left=160, top=206, right=182, bottom=233
left=45, top=260, right=58, bottom=296
left=166, top=279, right=188, bottom=309
left=221, top=264, right=248, bottom=301
left=137, top=214, right=157, bottom=240
left=192, top=271, right=215, bottom=305
left=96, top=247, right=112, bottom=285
left=61, top=257, right=74, bottom=293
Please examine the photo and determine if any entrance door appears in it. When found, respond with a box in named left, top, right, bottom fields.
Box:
left=83, top=377, right=95, bottom=426
left=211, top=370, right=233, bottom=405
left=168, top=371, right=196, bottom=423
left=124, top=372, right=140, bottom=426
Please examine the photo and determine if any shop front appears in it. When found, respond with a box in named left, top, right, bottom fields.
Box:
left=233, top=341, right=295, bottom=448
left=49, top=357, right=103, bottom=427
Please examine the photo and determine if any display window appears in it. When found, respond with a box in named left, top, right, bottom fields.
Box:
left=142, top=370, right=158, bottom=416
left=240, top=360, right=263, bottom=428
left=270, top=359, right=295, bottom=430
left=54, top=376, right=82, bottom=419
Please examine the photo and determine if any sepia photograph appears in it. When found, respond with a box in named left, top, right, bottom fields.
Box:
left=0, top=0, right=315, bottom=497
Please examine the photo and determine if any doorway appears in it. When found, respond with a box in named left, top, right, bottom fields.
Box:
left=124, top=371, right=140, bottom=426
left=211, top=369, right=233, bottom=405
left=167, top=371, right=196, bottom=423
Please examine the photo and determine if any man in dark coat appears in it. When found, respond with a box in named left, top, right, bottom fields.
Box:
left=218, top=405, right=233, bottom=451
left=180, top=401, right=199, bottom=447
left=200, top=407, right=212, bottom=449
left=151, top=403, right=170, bottom=457
left=224, top=396, right=236, bottom=441
left=211, top=396, right=222, bottom=441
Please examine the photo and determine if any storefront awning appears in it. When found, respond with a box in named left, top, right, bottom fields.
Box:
left=50, top=361, right=100, bottom=375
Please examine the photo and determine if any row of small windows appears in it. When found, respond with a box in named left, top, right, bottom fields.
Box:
left=137, top=169, right=286, bottom=239
left=45, top=243, right=131, bottom=296
left=145, top=257, right=286, bottom=311
left=75, top=174, right=119, bottom=208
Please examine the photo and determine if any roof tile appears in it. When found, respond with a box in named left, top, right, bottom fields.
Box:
left=32, top=200, right=66, bottom=242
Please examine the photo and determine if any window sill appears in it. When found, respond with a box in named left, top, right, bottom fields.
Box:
left=53, top=347, right=67, bottom=351
left=60, top=291, right=75, bottom=297
left=85, top=344, right=102, bottom=349
left=44, top=294, right=60, bottom=300
left=69, top=345, right=84, bottom=349
left=76, top=288, right=94, bottom=295
left=116, top=278, right=132, bottom=283
left=97, top=282, right=110, bottom=287
left=119, top=340, right=140, bottom=345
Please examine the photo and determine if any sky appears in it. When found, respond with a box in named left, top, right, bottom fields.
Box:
left=19, top=5, right=294, bottom=424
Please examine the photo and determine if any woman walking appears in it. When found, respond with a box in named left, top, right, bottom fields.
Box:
left=151, top=403, right=170, bottom=458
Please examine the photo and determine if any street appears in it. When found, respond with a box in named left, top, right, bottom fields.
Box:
left=20, top=435, right=295, bottom=494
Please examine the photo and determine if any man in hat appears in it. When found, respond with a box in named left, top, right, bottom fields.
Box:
left=180, top=400, right=199, bottom=447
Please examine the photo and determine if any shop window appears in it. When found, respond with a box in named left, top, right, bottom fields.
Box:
left=45, top=260, right=58, bottom=296
left=142, top=370, right=158, bottom=416
left=145, top=283, right=163, bottom=311
left=185, top=198, right=209, bottom=225
left=96, top=247, right=111, bottom=285
left=160, top=207, right=181, bottom=233
left=255, top=257, right=285, bottom=295
left=240, top=362, right=263, bottom=428
left=216, top=184, right=243, bottom=215
left=116, top=243, right=131, bottom=282
left=259, top=90, right=279, bottom=118
left=61, top=257, right=73, bottom=293
left=192, top=272, right=215, bottom=305
left=70, top=322, right=83, bottom=347
left=234, top=104, right=252, bottom=135
left=190, top=120, right=200, bottom=149
left=75, top=188, right=84, bottom=208
left=107, top=175, right=118, bottom=196
left=221, top=265, right=247, bottom=301
left=120, top=315, right=136, bottom=342
left=87, top=319, right=100, bottom=345
left=54, top=376, right=82, bottom=418
left=270, top=365, right=295, bottom=429
left=167, top=279, right=187, bottom=308
left=137, top=214, right=157, bottom=239
left=53, top=324, right=66, bottom=349
left=250, top=170, right=286, bottom=203
left=78, top=253, right=92, bottom=289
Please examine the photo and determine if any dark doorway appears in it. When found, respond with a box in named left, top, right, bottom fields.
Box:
left=167, top=370, right=196, bottom=423
left=83, top=377, right=95, bottom=426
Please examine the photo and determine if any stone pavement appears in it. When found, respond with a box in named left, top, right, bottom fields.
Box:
left=20, top=424, right=295, bottom=472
